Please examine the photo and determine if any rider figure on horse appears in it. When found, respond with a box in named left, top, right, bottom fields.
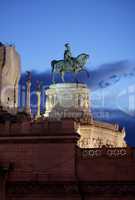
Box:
left=64, top=43, right=73, bottom=67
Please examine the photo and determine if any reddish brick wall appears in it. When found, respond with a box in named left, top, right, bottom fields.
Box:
left=0, top=142, right=76, bottom=182
left=0, top=119, right=135, bottom=200
left=77, top=157, right=135, bottom=181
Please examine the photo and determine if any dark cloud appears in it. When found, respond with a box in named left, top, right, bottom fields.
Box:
left=65, top=60, right=135, bottom=90
left=19, top=60, right=135, bottom=108
left=19, top=59, right=135, bottom=90
left=87, top=60, right=135, bottom=90
left=18, top=60, right=135, bottom=112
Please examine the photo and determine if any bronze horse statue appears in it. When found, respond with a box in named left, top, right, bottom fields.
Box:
left=51, top=43, right=89, bottom=83
left=51, top=44, right=90, bottom=83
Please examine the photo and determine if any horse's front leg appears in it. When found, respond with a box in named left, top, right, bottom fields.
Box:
left=73, top=68, right=78, bottom=83
left=60, top=70, right=65, bottom=82
left=52, top=71, right=55, bottom=84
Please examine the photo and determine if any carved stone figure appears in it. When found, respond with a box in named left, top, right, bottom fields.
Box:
left=0, top=43, right=21, bottom=113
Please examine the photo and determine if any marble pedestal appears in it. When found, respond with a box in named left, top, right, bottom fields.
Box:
left=44, top=83, right=91, bottom=120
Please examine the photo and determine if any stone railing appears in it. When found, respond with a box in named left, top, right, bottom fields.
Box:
left=81, top=147, right=135, bottom=159
left=93, top=120, right=117, bottom=130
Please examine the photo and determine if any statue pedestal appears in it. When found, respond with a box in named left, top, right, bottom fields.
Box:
left=44, top=83, right=91, bottom=120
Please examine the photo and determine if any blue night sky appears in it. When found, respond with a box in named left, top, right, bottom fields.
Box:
left=1, top=0, right=135, bottom=145
left=0, top=0, right=135, bottom=71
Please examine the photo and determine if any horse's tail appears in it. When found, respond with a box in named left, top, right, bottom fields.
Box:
left=51, top=60, right=56, bottom=73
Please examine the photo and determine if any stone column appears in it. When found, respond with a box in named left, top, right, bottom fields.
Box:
left=36, top=81, right=41, bottom=119
left=26, top=71, right=31, bottom=115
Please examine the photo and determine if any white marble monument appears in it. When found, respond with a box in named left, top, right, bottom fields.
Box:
left=44, top=83, right=91, bottom=120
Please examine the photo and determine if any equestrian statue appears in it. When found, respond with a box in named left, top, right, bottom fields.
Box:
left=51, top=43, right=89, bottom=83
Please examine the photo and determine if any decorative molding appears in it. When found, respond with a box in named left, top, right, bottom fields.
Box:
left=81, top=147, right=134, bottom=159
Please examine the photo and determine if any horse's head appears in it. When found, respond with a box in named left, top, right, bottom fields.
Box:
left=76, top=53, right=89, bottom=68
left=83, top=54, right=89, bottom=60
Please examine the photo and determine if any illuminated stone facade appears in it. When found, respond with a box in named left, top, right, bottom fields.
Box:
left=44, top=83, right=126, bottom=148
left=78, top=120, right=126, bottom=148
left=0, top=43, right=20, bottom=114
